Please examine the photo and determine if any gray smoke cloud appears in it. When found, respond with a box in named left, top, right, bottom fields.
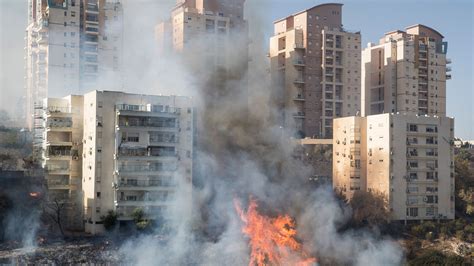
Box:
left=115, top=1, right=404, bottom=265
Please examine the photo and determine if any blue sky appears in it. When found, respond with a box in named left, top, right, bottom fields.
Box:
left=260, top=0, right=473, bottom=139
left=0, top=0, right=473, bottom=138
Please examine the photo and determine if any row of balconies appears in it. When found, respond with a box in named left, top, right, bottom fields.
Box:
left=117, top=163, right=178, bottom=173
left=117, top=147, right=177, bottom=158
left=117, top=179, right=176, bottom=188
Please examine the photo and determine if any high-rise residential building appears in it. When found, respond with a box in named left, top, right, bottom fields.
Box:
left=81, top=91, right=194, bottom=234
left=333, top=114, right=455, bottom=221
left=38, top=95, right=84, bottom=230
left=80, top=0, right=123, bottom=90
left=26, top=0, right=81, bottom=131
left=39, top=90, right=194, bottom=234
left=361, top=24, right=451, bottom=117
left=269, top=3, right=361, bottom=139
left=155, top=0, right=248, bottom=92
left=333, top=24, right=455, bottom=221
left=25, top=0, right=123, bottom=130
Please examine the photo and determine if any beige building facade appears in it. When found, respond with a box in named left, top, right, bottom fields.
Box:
left=39, top=95, right=84, bottom=230
left=269, top=3, right=361, bottom=139
left=333, top=113, right=455, bottom=221
left=155, top=0, right=248, bottom=96
left=25, top=0, right=123, bottom=130
left=81, top=91, right=194, bottom=234
left=361, top=24, right=450, bottom=117
left=39, top=91, right=194, bottom=234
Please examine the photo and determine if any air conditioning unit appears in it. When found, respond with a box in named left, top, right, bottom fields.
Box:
left=423, top=196, right=428, bottom=202
left=73, top=156, right=79, bottom=160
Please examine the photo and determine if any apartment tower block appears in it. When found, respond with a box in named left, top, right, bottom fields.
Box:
left=269, top=3, right=361, bottom=139
left=39, top=91, right=194, bottom=234
left=361, top=25, right=450, bottom=117
left=333, top=25, right=454, bottom=221
left=25, top=0, right=123, bottom=131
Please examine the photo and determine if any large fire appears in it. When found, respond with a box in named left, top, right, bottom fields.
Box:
left=234, top=196, right=317, bottom=266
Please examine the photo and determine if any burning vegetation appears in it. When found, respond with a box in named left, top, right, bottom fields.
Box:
left=234, top=197, right=317, bottom=266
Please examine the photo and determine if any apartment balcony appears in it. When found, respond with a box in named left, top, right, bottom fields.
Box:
left=293, top=59, right=305, bottom=67
left=149, top=139, right=180, bottom=147
left=116, top=180, right=176, bottom=191
left=37, top=33, right=48, bottom=44
left=85, top=5, right=99, bottom=14
left=294, top=43, right=304, bottom=49
left=116, top=165, right=178, bottom=175
left=47, top=179, right=70, bottom=190
left=45, top=139, right=72, bottom=147
left=116, top=150, right=178, bottom=161
left=45, top=106, right=72, bottom=116
left=116, top=104, right=181, bottom=117
left=293, top=78, right=305, bottom=84
left=45, top=149, right=72, bottom=160
left=446, top=58, right=452, bottom=64
left=45, top=166, right=70, bottom=175
left=84, top=59, right=98, bottom=66
left=418, top=85, right=428, bottom=93
left=45, top=123, right=73, bottom=132
left=85, top=15, right=99, bottom=24
left=418, top=70, right=428, bottom=76
left=419, top=78, right=428, bottom=84
left=419, top=63, right=428, bottom=69
left=115, top=200, right=167, bottom=208
left=418, top=94, right=428, bottom=101
left=293, top=112, right=305, bottom=118
left=446, top=74, right=452, bottom=80
left=293, top=94, right=305, bottom=101
left=325, top=53, right=334, bottom=59
left=446, top=66, right=452, bottom=72
left=325, top=39, right=334, bottom=48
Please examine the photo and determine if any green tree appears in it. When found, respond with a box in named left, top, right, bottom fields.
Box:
left=131, top=208, right=151, bottom=231
left=455, top=149, right=474, bottom=216
left=101, top=210, right=117, bottom=231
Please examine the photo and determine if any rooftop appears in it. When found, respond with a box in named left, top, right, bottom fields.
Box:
left=273, top=3, right=343, bottom=24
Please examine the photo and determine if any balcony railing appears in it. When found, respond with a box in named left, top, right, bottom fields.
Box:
left=293, top=112, right=305, bottom=118
left=293, top=60, right=305, bottom=66
left=116, top=104, right=181, bottom=115
left=118, top=180, right=176, bottom=188
left=294, top=78, right=305, bottom=84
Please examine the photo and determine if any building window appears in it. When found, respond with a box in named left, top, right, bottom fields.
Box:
left=97, top=192, right=101, bottom=198
left=408, top=124, right=418, bottom=132
left=71, top=32, right=75, bottom=37
left=64, top=11, right=67, bottom=16
left=426, top=207, right=437, bottom=216
left=407, top=207, right=418, bottom=217
left=71, top=11, right=76, bottom=17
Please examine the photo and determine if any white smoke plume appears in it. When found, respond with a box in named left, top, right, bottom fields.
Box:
left=113, top=1, right=404, bottom=265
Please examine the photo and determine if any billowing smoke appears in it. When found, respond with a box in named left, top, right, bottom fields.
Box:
left=112, top=0, right=404, bottom=264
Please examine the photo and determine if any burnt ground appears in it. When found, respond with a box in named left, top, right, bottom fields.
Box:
left=0, top=237, right=125, bottom=265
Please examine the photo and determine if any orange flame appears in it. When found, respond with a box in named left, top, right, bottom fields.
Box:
left=29, top=192, right=40, bottom=197
left=234, top=196, right=317, bottom=266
